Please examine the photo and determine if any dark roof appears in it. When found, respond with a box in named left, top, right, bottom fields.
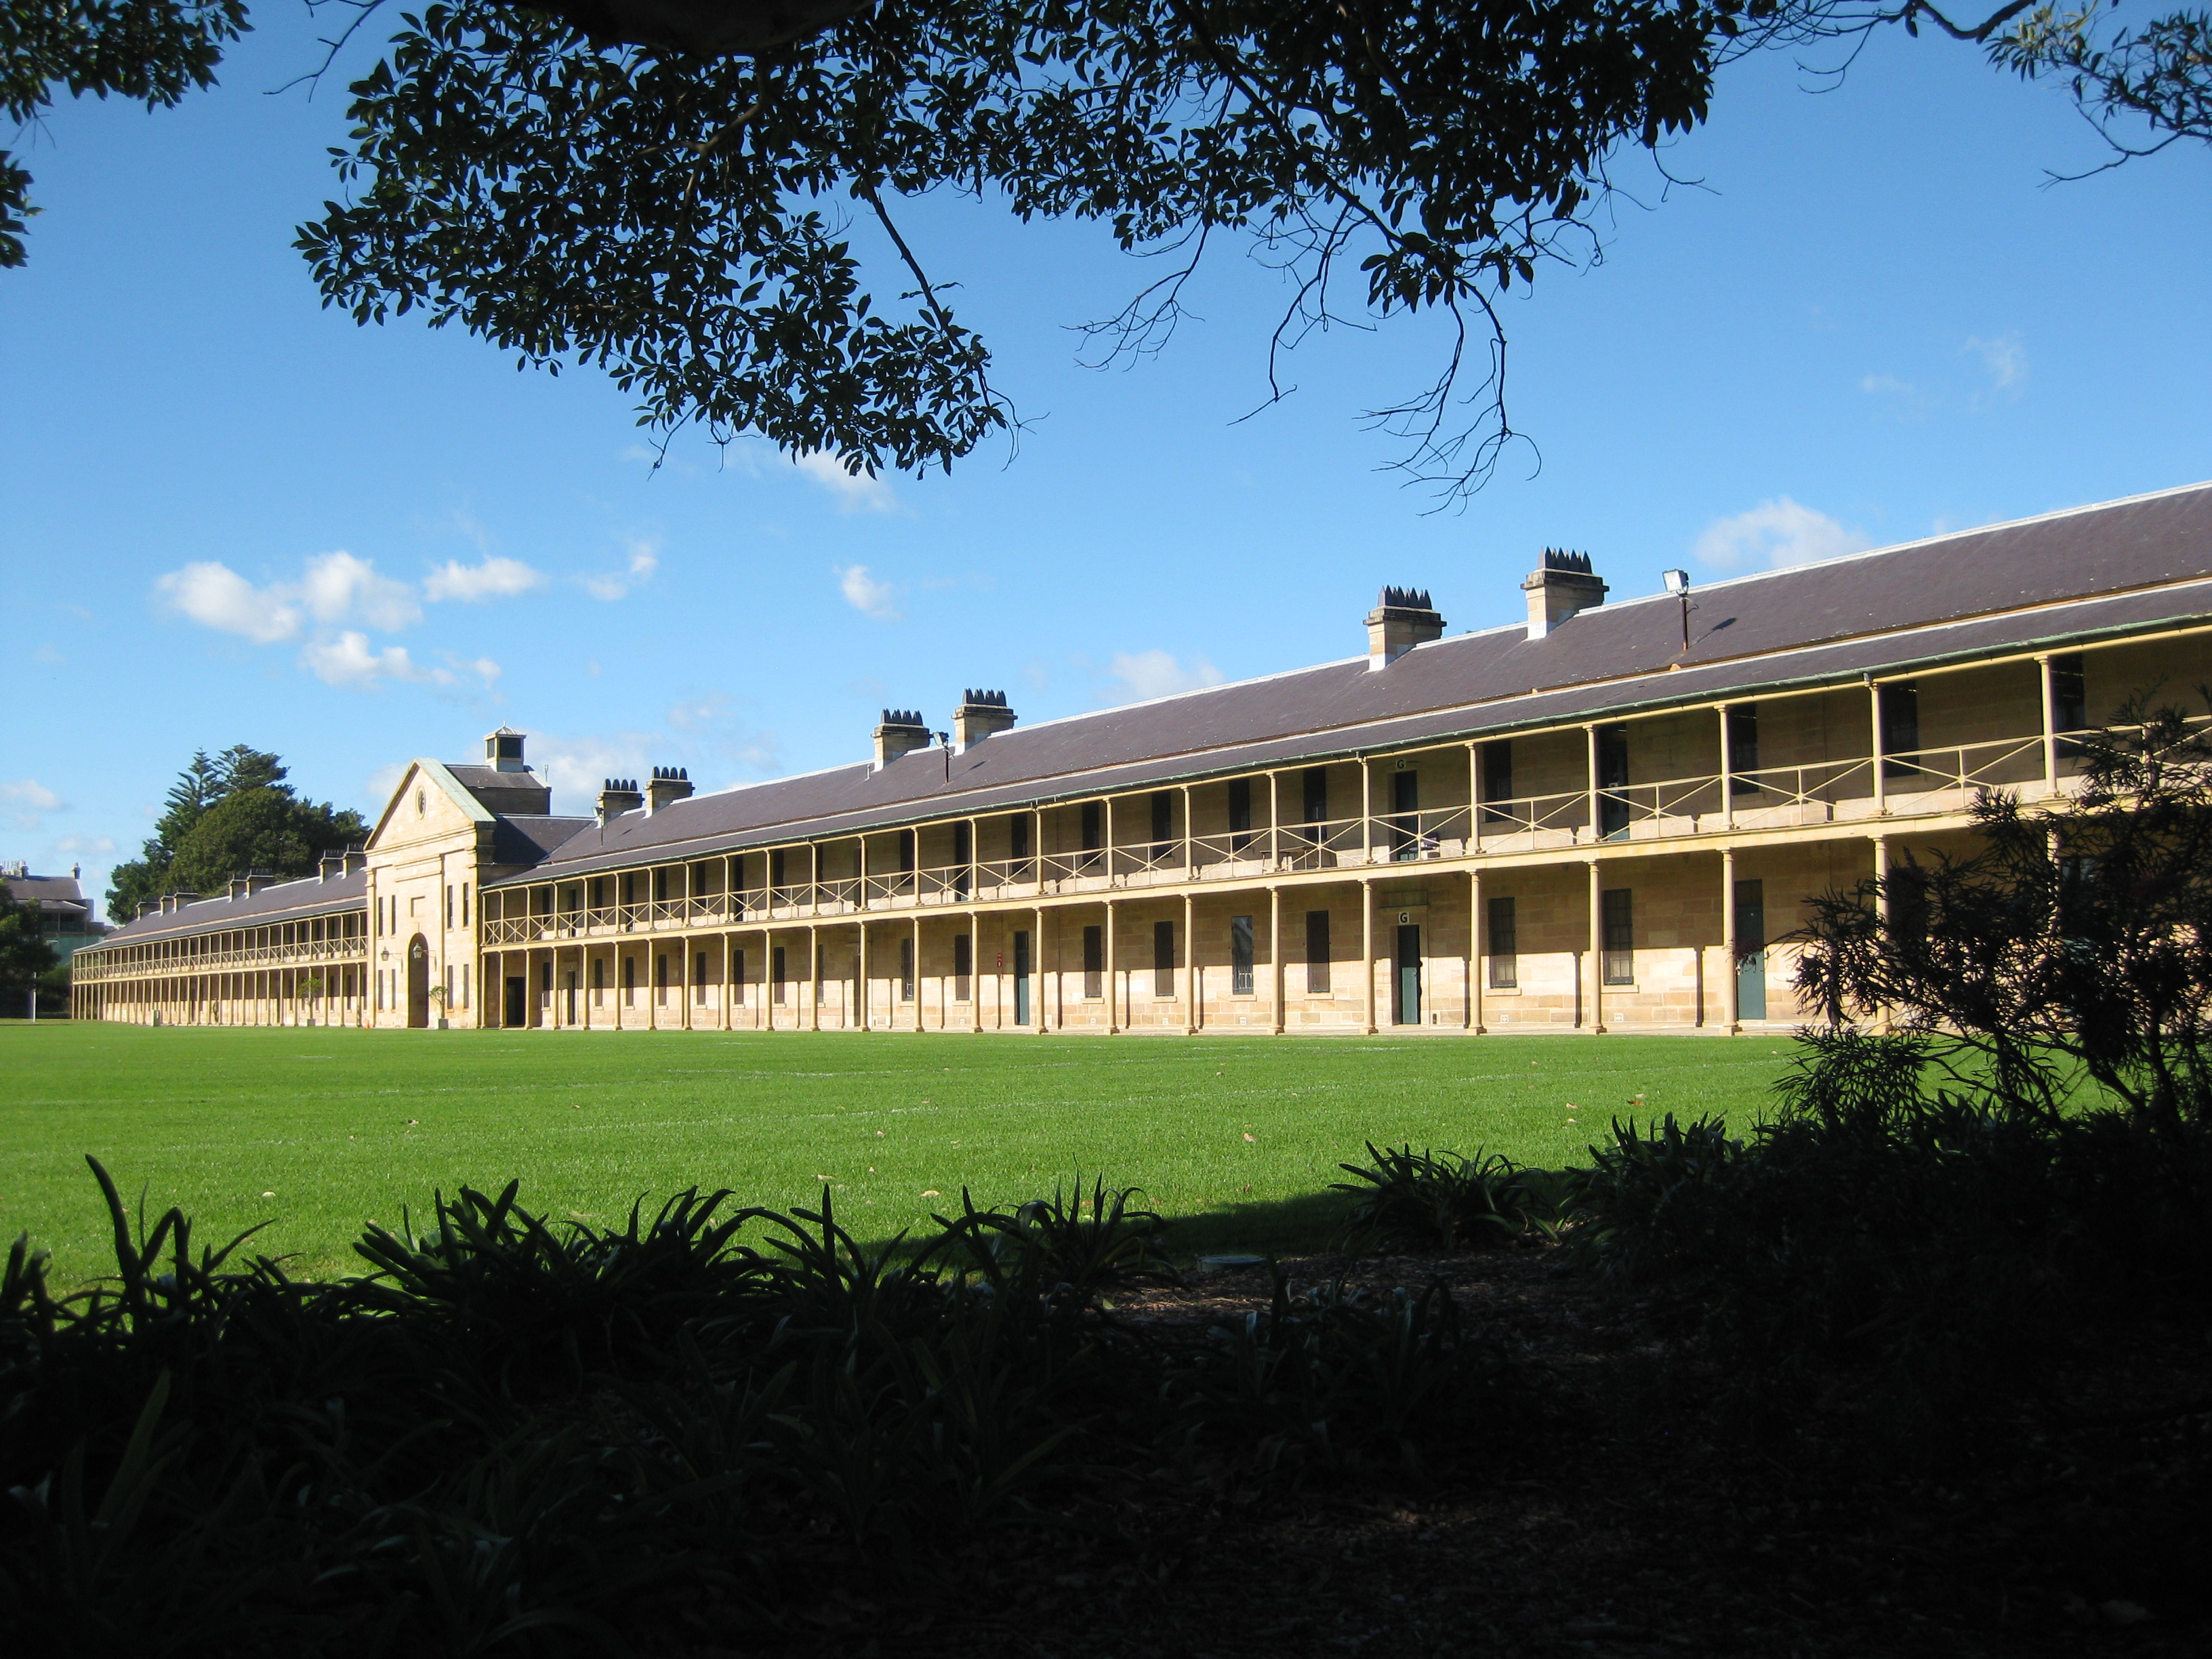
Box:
left=97, top=870, right=367, bottom=946
left=491, top=816, right=594, bottom=866
left=3, top=874, right=89, bottom=918
left=489, top=480, right=2212, bottom=885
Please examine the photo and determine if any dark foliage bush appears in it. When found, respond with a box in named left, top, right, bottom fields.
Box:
left=0, top=1161, right=1519, bottom=1654
left=1330, top=1141, right=1556, bottom=1252
left=1568, top=1029, right=2212, bottom=1448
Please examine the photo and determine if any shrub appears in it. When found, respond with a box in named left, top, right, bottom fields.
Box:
left=1330, top=1141, right=1552, bottom=1252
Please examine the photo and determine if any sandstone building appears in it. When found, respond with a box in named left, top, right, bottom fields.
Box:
left=70, top=483, right=2212, bottom=1037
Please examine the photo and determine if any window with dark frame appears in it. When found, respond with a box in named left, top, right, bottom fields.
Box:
left=1080, top=801, right=1103, bottom=850
left=1149, top=792, right=1173, bottom=863
left=1305, top=909, right=1332, bottom=994
left=900, top=937, right=916, bottom=1001
left=1597, top=724, right=1631, bottom=839
left=1227, top=778, right=1252, bottom=846
left=622, top=954, right=636, bottom=1006
left=1153, top=919, right=1176, bottom=998
left=1881, top=682, right=1920, bottom=775
left=1301, top=767, right=1328, bottom=831
left=769, top=848, right=787, bottom=889
left=656, top=952, right=670, bottom=1002
left=1480, top=741, right=1513, bottom=821
left=1390, top=768, right=1419, bottom=859
left=733, top=948, right=746, bottom=1004
left=2052, top=655, right=2087, bottom=756
left=1727, top=705, right=1761, bottom=794
left=1487, top=895, right=1519, bottom=989
left=897, top=829, right=916, bottom=872
left=1602, top=888, right=1634, bottom=985
left=1083, top=925, right=1104, bottom=998
left=1010, top=814, right=1031, bottom=860
left=953, top=933, right=972, bottom=1002
left=773, top=945, right=787, bottom=1004
left=695, top=953, right=709, bottom=1002
left=1231, top=915, right=1255, bottom=996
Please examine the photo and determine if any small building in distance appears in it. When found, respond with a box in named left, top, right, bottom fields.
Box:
left=2, top=861, right=106, bottom=966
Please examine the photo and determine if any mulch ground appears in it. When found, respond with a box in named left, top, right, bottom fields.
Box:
left=794, top=1246, right=2211, bottom=1659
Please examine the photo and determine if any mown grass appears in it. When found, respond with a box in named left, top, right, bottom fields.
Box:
left=0, top=1022, right=1795, bottom=1281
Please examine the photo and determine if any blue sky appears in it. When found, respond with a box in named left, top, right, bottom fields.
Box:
left=5, top=13, right=2209, bottom=919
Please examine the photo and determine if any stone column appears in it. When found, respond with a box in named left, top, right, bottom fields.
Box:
left=1034, top=905, right=1048, bottom=1033
left=1183, top=889, right=1197, bottom=1035
left=1588, top=859, right=1605, bottom=1035
left=1105, top=899, right=1119, bottom=1033
left=1722, top=847, right=1739, bottom=1033
left=1469, top=867, right=1483, bottom=1033
left=1360, top=878, right=1377, bottom=1035
left=2037, top=653, right=2059, bottom=793
left=1269, top=885, right=1284, bottom=1035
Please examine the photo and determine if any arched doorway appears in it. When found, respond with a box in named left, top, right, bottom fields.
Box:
left=407, top=935, right=431, bottom=1028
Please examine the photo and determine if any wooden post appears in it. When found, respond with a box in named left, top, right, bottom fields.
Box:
left=1869, top=677, right=1887, bottom=816
left=1269, top=886, right=1284, bottom=1035
left=1105, top=899, right=1119, bottom=1033
left=2037, top=653, right=2059, bottom=793
left=1588, top=859, right=1605, bottom=1035
left=1468, top=867, right=1482, bottom=1032
left=1181, top=785, right=1194, bottom=880
left=1034, top=905, right=1048, bottom=1033
left=1360, top=878, right=1377, bottom=1035
left=1467, top=741, right=1482, bottom=855
left=1358, top=759, right=1372, bottom=866
left=1183, top=889, right=1197, bottom=1035
left=1267, top=771, right=1281, bottom=869
left=1722, top=848, right=1739, bottom=1033
left=808, top=924, right=821, bottom=1031
left=913, top=915, right=924, bottom=1031
left=1717, top=703, right=1734, bottom=830
left=858, top=920, right=871, bottom=1031
left=969, top=910, right=983, bottom=1032
left=1584, top=725, right=1600, bottom=844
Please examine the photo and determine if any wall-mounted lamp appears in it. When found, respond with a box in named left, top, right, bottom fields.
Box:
left=1662, top=569, right=1692, bottom=653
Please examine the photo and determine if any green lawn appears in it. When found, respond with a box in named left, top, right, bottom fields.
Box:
left=0, top=1023, right=1799, bottom=1283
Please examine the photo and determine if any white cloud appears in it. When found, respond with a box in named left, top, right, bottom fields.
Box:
left=583, top=539, right=661, bottom=600
left=366, top=762, right=409, bottom=806
left=53, top=835, right=116, bottom=855
left=32, top=644, right=62, bottom=664
left=1107, top=649, right=1225, bottom=701
left=424, top=556, right=545, bottom=603
left=466, top=657, right=503, bottom=687
left=797, top=451, right=900, bottom=514
left=1859, top=373, right=1915, bottom=399
left=156, top=561, right=302, bottom=643
left=3, top=778, right=64, bottom=830
left=300, top=550, right=420, bottom=630
left=300, top=631, right=451, bottom=690
left=836, top=564, right=902, bottom=620
left=1964, top=332, right=2027, bottom=399
left=1693, top=498, right=1872, bottom=571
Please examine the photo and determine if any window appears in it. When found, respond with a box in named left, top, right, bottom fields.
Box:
left=695, top=953, right=710, bottom=1002
left=1881, top=682, right=1920, bottom=775
left=953, top=933, right=972, bottom=1002
left=899, top=937, right=916, bottom=1002
left=1391, top=769, right=1419, bottom=859
left=731, top=949, right=746, bottom=1004
left=773, top=945, right=787, bottom=1005
left=460, top=964, right=470, bottom=1009
left=1602, top=888, right=1635, bottom=985
left=1082, top=925, right=1104, bottom=999
left=445, top=884, right=453, bottom=928
left=622, top=954, right=636, bottom=1006
left=1080, top=801, right=1103, bottom=850
left=1597, top=725, right=1631, bottom=839
left=592, top=958, right=605, bottom=1006
left=769, top=848, right=787, bottom=889
left=1305, top=909, right=1332, bottom=994
left=656, top=953, right=670, bottom=1003
left=1010, top=814, right=1032, bottom=860
left=1149, top=791, right=1173, bottom=850
left=1488, top=895, right=1518, bottom=989
left=653, top=867, right=670, bottom=903
left=461, top=882, right=470, bottom=924
left=1230, top=915, right=1255, bottom=996
left=1227, top=778, right=1253, bottom=851
left=1153, top=919, right=1176, bottom=998
left=897, top=829, right=916, bottom=872
left=1481, top=741, right=1514, bottom=819
left=1727, top=706, right=1760, bottom=794
left=1301, top=767, right=1328, bottom=830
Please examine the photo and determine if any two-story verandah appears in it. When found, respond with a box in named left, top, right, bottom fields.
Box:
left=475, top=514, right=2212, bottom=1038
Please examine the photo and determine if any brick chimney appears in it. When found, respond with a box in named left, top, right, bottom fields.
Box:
left=1522, top=550, right=1606, bottom=640
left=952, top=689, right=1015, bottom=752
left=873, top=710, right=931, bottom=770
left=1365, top=586, right=1446, bottom=670
left=597, top=777, right=644, bottom=825
left=644, top=766, right=693, bottom=815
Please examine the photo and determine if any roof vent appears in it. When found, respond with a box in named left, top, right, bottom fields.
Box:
left=952, top=689, right=1016, bottom=752
left=1365, top=586, right=1446, bottom=670
left=1522, top=549, right=1606, bottom=640
left=644, top=766, right=693, bottom=815
left=598, top=777, right=644, bottom=825
left=484, top=725, right=529, bottom=773
left=874, top=709, right=931, bottom=771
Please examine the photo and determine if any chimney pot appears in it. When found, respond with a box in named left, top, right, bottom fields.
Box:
left=1364, top=586, right=1446, bottom=670
left=873, top=709, right=931, bottom=770
left=951, top=688, right=1017, bottom=752
left=644, top=768, right=693, bottom=815
left=597, top=777, right=645, bottom=825
left=1521, top=549, right=1607, bottom=640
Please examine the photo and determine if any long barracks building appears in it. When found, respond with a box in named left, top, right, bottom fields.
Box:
left=72, top=483, right=2212, bottom=1037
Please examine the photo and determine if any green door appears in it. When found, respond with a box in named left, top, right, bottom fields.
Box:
left=1734, top=880, right=1767, bottom=1021
left=1395, top=924, right=1422, bottom=1025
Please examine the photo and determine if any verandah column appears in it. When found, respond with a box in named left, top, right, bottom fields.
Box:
left=2037, top=653, right=2060, bottom=793
left=859, top=919, right=872, bottom=1032
left=913, top=914, right=925, bottom=1032
left=1469, top=867, right=1484, bottom=1033
left=1183, top=889, right=1197, bottom=1035
left=1722, top=847, right=1739, bottom=1033
left=808, top=924, right=821, bottom=1032
left=1105, top=899, right=1120, bottom=1033
left=1360, top=877, right=1377, bottom=1035
left=1033, top=905, right=1048, bottom=1033
left=1268, top=885, right=1284, bottom=1035
left=1588, top=859, right=1605, bottom=1035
